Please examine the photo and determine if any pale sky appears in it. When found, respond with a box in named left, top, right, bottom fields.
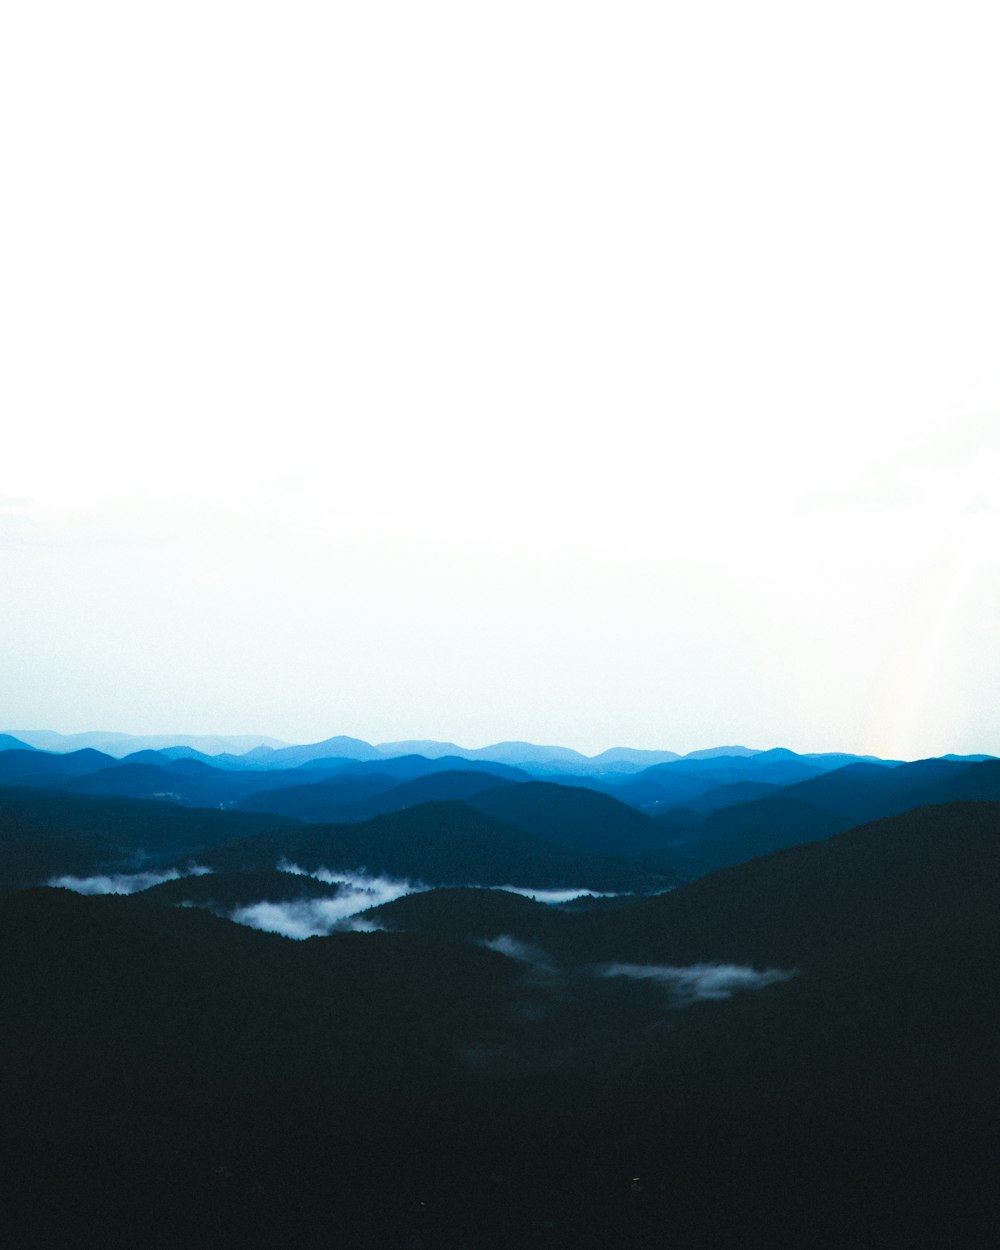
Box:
left=3, top=2, right=999, bottom=759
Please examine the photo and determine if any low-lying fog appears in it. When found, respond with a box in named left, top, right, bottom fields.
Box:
left=234, top=869, right=414, bottom=938
left=478, top=939, right=795, bottom=1002
left=47, top=866, right=213, bottom=894
left=601, top=962, right=797, bottom=1002
left=46, top=863, right=614, bottom=938
left=43, top=867, right=793, bottom=1006
left=494, top=885, right=616, bottom=904
left=235, top=869, right=617, bottom=937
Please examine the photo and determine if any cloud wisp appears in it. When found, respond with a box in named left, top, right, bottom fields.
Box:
left=230, top=865, right=625, bottom=938
left=230, top=866, right=420, bottom=938
left=600, top=962, right=796, bottom=1004
left=492, top=886, right=617, bottom=904
left=46, top=856, right=640, bottom=940
left=48, top=865, right=213, bottom=895
left=481, top=934, right=552, bottom=966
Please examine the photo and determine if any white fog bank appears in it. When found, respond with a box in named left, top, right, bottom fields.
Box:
left=230, top=866, right=621, bottom=938
left=48, top=866, right=213, bottom=895
left=493, top=886, right=616, bottom=904
left=232, top=869, right=418, bottom=938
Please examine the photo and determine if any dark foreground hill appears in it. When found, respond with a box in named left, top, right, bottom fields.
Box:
left=2, top=801, right=999, bottom=1246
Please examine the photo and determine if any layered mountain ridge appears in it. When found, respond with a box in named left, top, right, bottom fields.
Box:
left=2, top=729, right=999, bottom=1246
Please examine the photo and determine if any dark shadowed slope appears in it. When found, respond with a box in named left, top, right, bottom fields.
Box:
left=0, top=747, right=116, bottom=783
left=647, top=793, right=853, bottom=876
left=125, top=868, right=351, bottom=912
left=779, top=756, right=1000, bottom=824
left=364, top=800, right=1000, bottom=972
left=356, top=754, right=530, bottom=782
left=233, top=771, right=404, bottom=819
left=610, top=747, right=830, bottom=809
left=682, top=778, right=782, bottom=813
left=186, top=800, right=674, bottom=892
left=2, top=751, right=524, bottom=812
left=362, top=884, right=602, bottom=953
left=632, top=758, right=1000, bottom=878
left=0, top=884, right=524, bottom=1241
left=369, top=767, right=521, bottom=808
left=3, top=801, right=1000, bottom=1247
left=61, top=763, right=202, bottom=800
left=467, top=780, right=659, bottom=856
left=236, top=764, right=523, bottom=822
left=0, top=788, right=298, bottom=894
left=581, top=799, right=1000, bottom=967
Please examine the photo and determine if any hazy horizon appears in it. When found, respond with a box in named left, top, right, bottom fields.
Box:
left=5, top=723, right=995, bottom=764
left=3, top=4, right=999, bottom=761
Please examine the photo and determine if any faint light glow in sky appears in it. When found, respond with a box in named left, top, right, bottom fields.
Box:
left=2, top=2, right=999, bottom=758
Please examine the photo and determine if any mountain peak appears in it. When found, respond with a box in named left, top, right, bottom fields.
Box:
left=0, top=734, right=36, bottom=752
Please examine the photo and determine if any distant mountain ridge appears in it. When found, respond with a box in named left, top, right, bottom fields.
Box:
left=0, top=735, right=36, bottom=753
left=5, top=731, right=996, bottom=890
left=2, top=729, right=931, bottom=774
left=7, top=730, right=289, bottom=756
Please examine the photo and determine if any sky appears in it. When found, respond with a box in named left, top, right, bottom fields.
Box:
left=2, top=2, right=999, bottom=760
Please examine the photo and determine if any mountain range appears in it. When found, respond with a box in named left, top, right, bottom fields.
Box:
left=2, top=729, right=999, bottom=1246
left=2, top=729, right=904, bottom=773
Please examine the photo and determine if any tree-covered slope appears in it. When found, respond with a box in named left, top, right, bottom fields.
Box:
left=189, top=799, right=674, bottom=892
left=0, top=788, right=298, bottom=894
left=2, top=800, right=1000, bottom=1246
